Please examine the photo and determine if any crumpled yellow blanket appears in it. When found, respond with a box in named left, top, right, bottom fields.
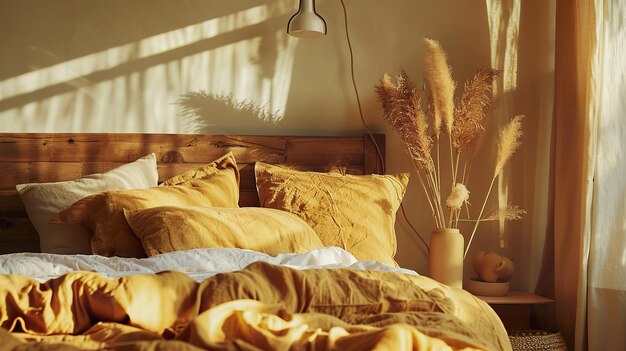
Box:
left=0, top=262, right=510, bottom=350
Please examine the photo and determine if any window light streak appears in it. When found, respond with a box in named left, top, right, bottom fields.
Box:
left=486, top=0, right=521, bottom=248
left=265, top=33, right=298, bottom=118
left=0, top=1, right=298, bottom=133
left=502, top=2, right=520, bottom=93
left=0, top=1, right=289, bottom=102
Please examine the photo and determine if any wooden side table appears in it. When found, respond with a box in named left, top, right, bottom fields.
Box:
left=476, top=291, right=554, bottom=330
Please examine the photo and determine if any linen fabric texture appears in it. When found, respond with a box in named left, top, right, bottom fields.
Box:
left=124, top=205, right=324, bottom=257
left=50, top=152, right=240, bottom=257
left=255, top=162, right=409, bottom=266
left=0, top=262, right=510, bottom=351
left=16, top=153, right=158, bottom=254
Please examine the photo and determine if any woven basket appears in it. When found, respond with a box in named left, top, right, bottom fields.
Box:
left=509, top=330, right=567, bottom=351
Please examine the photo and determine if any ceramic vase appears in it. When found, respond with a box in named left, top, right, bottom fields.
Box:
left=428, top=228, right=464, bottom=288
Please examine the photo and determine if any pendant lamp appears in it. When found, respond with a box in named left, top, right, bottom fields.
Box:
left=287, top=0, right=327, bottom=38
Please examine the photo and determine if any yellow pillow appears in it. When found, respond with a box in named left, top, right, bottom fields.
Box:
left=124, top=205, right=324, bottom=257
left=255, top=162, right=409, bottom=266
left=51, top=153, right=240, bottom=257
left=160, top=152, right=238, bottom=186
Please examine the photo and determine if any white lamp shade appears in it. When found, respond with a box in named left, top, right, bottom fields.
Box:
left=287, top=0, right=327, bottom=38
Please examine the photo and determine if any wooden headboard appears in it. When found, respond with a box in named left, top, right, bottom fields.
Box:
left=0, top=133, right=385, bottom=253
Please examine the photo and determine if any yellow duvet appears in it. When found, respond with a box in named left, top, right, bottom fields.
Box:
left=0, top=262, right=510, bottom=350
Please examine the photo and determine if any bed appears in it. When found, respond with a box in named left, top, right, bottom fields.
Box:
left=0, top=133, right=511, bottom=351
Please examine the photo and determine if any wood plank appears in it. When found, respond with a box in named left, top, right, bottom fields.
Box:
left=0, top=134, right=52, bottom=162
left=286, top=137, right=363, bottom=166
left=0, top=163, right=30, bottom=188
left=1, top=134, right=377, bottom=164
left=477, top=291, right=554, bottom=305
left=29, top=162, right=84, bottom=184
left=364, top=133, right=386, bottom=174
left=47, top=134, right=288, bottom=163
left=0, top=217, right=40, bottom=254
left=209, top=135, right=287, bottom=164
left=490, top=304, right=531, bottom=330
left=50, top=135, right=163, bottom=162
left=239, top=189, right=260, bottom=207
left=0, top=190, right=25, bottom=217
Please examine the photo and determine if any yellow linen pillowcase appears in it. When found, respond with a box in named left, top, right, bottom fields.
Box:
left=51, top=152, right=240, bottom=257
left=255, top=162, right=409, bottom=266
left=159, top=152, right=238, bottom=186
left=124, top=205, right=324, bottom=257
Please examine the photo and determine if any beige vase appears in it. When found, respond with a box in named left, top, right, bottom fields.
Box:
left=428, top=228, right=464, bottom=288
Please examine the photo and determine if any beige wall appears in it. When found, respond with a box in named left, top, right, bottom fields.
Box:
left=0, top=0, right=554, bottom=291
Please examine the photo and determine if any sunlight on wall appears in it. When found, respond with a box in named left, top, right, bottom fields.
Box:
left=0, top=0, right=297, bottom=133
left=486, top=0, right=521, bottom=248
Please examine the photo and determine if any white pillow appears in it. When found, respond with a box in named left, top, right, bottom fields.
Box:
left=16, top=153, right=158, bottom=254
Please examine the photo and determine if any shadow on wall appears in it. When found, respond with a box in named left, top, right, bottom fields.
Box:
left=176, top=91, right=280, bottom=134
left=0, top=0, right=297, bottom=133
left=0, top=0, right=269, bottom=80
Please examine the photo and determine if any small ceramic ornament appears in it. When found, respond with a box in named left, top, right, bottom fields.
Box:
left=471, top=251, right=515, bottom=283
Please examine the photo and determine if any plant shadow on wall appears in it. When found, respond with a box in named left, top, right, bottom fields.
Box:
left=176, top=13, right=291, bottom=135
left=0, top=0, right=297, bottom=132
left=176, top=92, right=281, bottom=135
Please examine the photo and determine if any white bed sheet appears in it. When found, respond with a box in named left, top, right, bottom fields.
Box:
left=0, top=247, right=418, bottom=282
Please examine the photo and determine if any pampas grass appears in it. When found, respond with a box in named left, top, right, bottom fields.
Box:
left=375, top=38, right=525, bottom=259
left=484, top=205, right=527, bottom=221
left=376, top=72, right=433, bottom=171
left=376, top=72, right=447, bottom=227
left=423, top=38, right=459, bottom=227
left=424, top=38, right=456, bottom=136
left=458, top=204, right=527, bottom=222
left=453, top=69, right=500, bottom=154
left=495, top=115, right=524, bottom=176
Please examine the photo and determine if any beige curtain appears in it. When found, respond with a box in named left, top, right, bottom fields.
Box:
left=535, top=0, right=626, bottom=350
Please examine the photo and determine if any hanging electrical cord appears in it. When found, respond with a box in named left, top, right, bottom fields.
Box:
left=338, top=0, right=382, bottom=172
left=338, top=0, right=429, bottom=253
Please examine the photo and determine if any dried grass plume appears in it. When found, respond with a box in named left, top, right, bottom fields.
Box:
left=453, top=69, right=500, bottom=155
left=375, top=72, right=433, bottom=171
left=484, top=204, right=526, bottom=221
left=495, top=115, right=524, bottom=176
left=423, top=38, right=456, bottom=137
